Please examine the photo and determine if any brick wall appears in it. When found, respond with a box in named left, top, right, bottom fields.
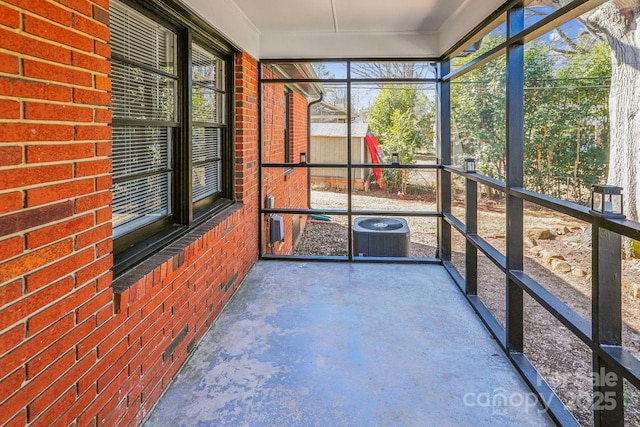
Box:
left=261, top=77, right=309, bottom=255
left=0, top=1, right=260, bottom=424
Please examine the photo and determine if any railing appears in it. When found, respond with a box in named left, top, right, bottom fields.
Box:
left=441, top=165, right=640, bottom=426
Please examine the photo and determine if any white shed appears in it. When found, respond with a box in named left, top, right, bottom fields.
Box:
left=310, top=123, right=372, bottom=188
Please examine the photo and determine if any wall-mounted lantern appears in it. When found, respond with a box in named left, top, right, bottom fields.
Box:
left=391, top=153, right=400, bottom=166
left=464, top=157, right=476, bottom=173
left=591, top=184, right=624, bottom=218
left=299, top=152, right=307, bottom=164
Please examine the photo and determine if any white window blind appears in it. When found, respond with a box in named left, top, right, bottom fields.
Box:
left=111, top=0, right=177, bottom=237
left=191, top=43, right=226, bottom=202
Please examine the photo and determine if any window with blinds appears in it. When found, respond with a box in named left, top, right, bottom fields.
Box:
left=110, top=0, right=177, bottom=238
left=192, top=44, right=226, bottom=203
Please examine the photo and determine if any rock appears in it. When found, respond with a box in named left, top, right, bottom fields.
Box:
left=564, top=226, right=572, bottom=234
left=529, top=246, right=544, bottom=255
left=540, top=249, right=564, bottom=263
left=531, top=229, right=554, bottom=240
left=632, top=283, right=640, bottom=298
left=524, top=236, right=537, bottom=249
left=551, top=259, right=572, bottom=273
left=571, top=268, right=587, bottom=278
left=556, top=228, right=565, bottom=235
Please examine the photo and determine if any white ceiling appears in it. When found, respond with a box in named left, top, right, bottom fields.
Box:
left=183, top=0, right=507, bottom=59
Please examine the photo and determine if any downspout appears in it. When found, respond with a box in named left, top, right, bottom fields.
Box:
left=307, top=93, right=324, bottom=208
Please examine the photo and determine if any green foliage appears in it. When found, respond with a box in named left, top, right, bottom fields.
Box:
left=368, top=85, right=435, bottom=191
left=451, top=33, right=611, bottom=202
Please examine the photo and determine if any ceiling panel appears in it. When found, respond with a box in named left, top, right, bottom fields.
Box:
left=333, top=0, right=466, bottom=33
left=232, top=0, right=336, bottom=33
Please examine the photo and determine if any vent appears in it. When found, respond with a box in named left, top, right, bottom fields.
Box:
left=353, top=217, right=410, bottom=257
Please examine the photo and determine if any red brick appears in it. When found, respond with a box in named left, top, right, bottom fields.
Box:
left=0, top=316, right=73, bottom=425
left=96, top=174, right=111, bottom=191
left=0, top=27, right=72, bottom=65
left=23, top=15, right=94, bottom=50
left=72, top=51, right=110, bottom=74
left=0, top=201, right=72, bottom=236
left=0, top=279, right=22, bottom=307
left=92, top=5, right=109, bottom=26
left=0, top=99, right=20, bottom=119
left=27, top=316, right=95, bottom=379
left=95, top=141, right=111, bottom=156
left=26, top=213, right=94, bottom=249
left=0, top=239, right=73, bottom=285
left=0, top=3, right=20, bottom=28
left=95, top=108, right=112, bottom=124
left=25, top=178, right=94, bottom=207
left=53, top=385, right=96, bottom=427
left=6, top=0, right=72, bottom=25
left=0, top=77, right=72, bottom=102
left=59, top=0, right=93, bottom=16
left=0, top=123, right=74, bottom=142
left=75, top=190, right=110, bottom=212
left=26, top=248, right=94, bottom=292
left=73, top=13, right=109, bottom=42
left=29, top=351, right=96, bottom=422
left=0, top=163, right=73, bottom=191
left=76, top=255, right=112, bottom=285
left=93, top=0, right=108, bottom=9
left=96, top=303, right=111, bottom=326
left=29, top=385, right=76, bottom=424
left=95, top=206, right=111, bottom=224
left=76, top=159, right=110, bottom=177
left=77, top=288, right=111, bottom=323
left=24, top=102, right=93, bottom=122
left=73, top=88, right=111, bottom=105
left=0, top=324, right=25, bottom=356
left=0, top=146, right=22, bottom=166
left=23, top=59, right=92, bottom=87
left=26, top=142, right=94, bottom=163
left=0, top=51, right=18, bottom=74
left=0, top=368, right=25, bottom=402
left=94, top=74, right=110, bottom=91
left=75, top=125, right=111, bottom=140
left=28, top=283, right=95, bottom=333
left=75, top=223, right=110, bottom=249
left=0, top=236, right=23, bottom=262
left=94, top=40, right=110, bottom=58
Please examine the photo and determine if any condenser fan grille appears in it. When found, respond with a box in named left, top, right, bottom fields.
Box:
left=357, top=218, right=404, bottom=231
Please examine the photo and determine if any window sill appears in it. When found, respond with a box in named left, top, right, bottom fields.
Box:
left=112, top=201, right=243, bottom=294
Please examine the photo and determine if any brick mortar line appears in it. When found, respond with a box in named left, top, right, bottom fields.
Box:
left=0, top=70, right=110, bottom=90
left=0, top=0, right=101, bottom=21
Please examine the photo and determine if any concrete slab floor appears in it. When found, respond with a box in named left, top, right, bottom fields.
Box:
left=145, top=262, right=554, bottom=427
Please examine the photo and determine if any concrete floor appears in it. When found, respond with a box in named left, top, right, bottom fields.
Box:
left=146, top=262, right=554, bottom=426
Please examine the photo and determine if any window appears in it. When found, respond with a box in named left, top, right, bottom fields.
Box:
left=110, top=0, right=233, bottom=274
left=284, top=89, right=291, bottom=163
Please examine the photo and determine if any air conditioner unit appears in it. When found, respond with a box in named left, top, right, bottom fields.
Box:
left=353, top=217, right=410, bottom=257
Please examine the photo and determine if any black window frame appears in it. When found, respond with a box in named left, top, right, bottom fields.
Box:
left=111, top=0, right=235, bottom=277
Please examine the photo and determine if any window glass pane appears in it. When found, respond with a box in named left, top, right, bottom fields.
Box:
left=350, top=61, right=436, bottom=79
left=262, top=62, right=347, bottom=80
left=523, top=9, right=610, bottom=204
left=451, top=55, right=506, bottom=180
left=192, top=127, right=220, bottom=163
left=110, top=0, right=176, bottom=74
left=193, top=162, right=221, bottom=201
left=113, top=173, right=171, bottom=237
left=112, top=126, right=170, bottom=180
left=192, top=87, right=223, bottom=124
left=111, top=62, right=177, bottom=121
left=450, top=14, right=507, bottom=72
left=192, top=44, right=224, bottom=90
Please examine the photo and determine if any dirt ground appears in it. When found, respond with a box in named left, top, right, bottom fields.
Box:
left=294, top=189, right=640, bottom=426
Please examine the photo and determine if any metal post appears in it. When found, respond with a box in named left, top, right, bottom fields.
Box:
left=438, top=60, right=452, bottom=262
left=506, top=4, right=525, bottom=353
left=592, top=223, right=624, bottom=426
left=465, top=177, right=478, bottom=295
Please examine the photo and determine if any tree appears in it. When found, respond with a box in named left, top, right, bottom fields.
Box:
left=368, top=85, right=435, bottom=192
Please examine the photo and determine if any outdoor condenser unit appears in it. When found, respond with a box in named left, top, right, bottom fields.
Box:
left=353, top=217, right=410, bottom=257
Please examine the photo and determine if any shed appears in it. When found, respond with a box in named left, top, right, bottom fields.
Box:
left=310, top=123, right=372, bottom=188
